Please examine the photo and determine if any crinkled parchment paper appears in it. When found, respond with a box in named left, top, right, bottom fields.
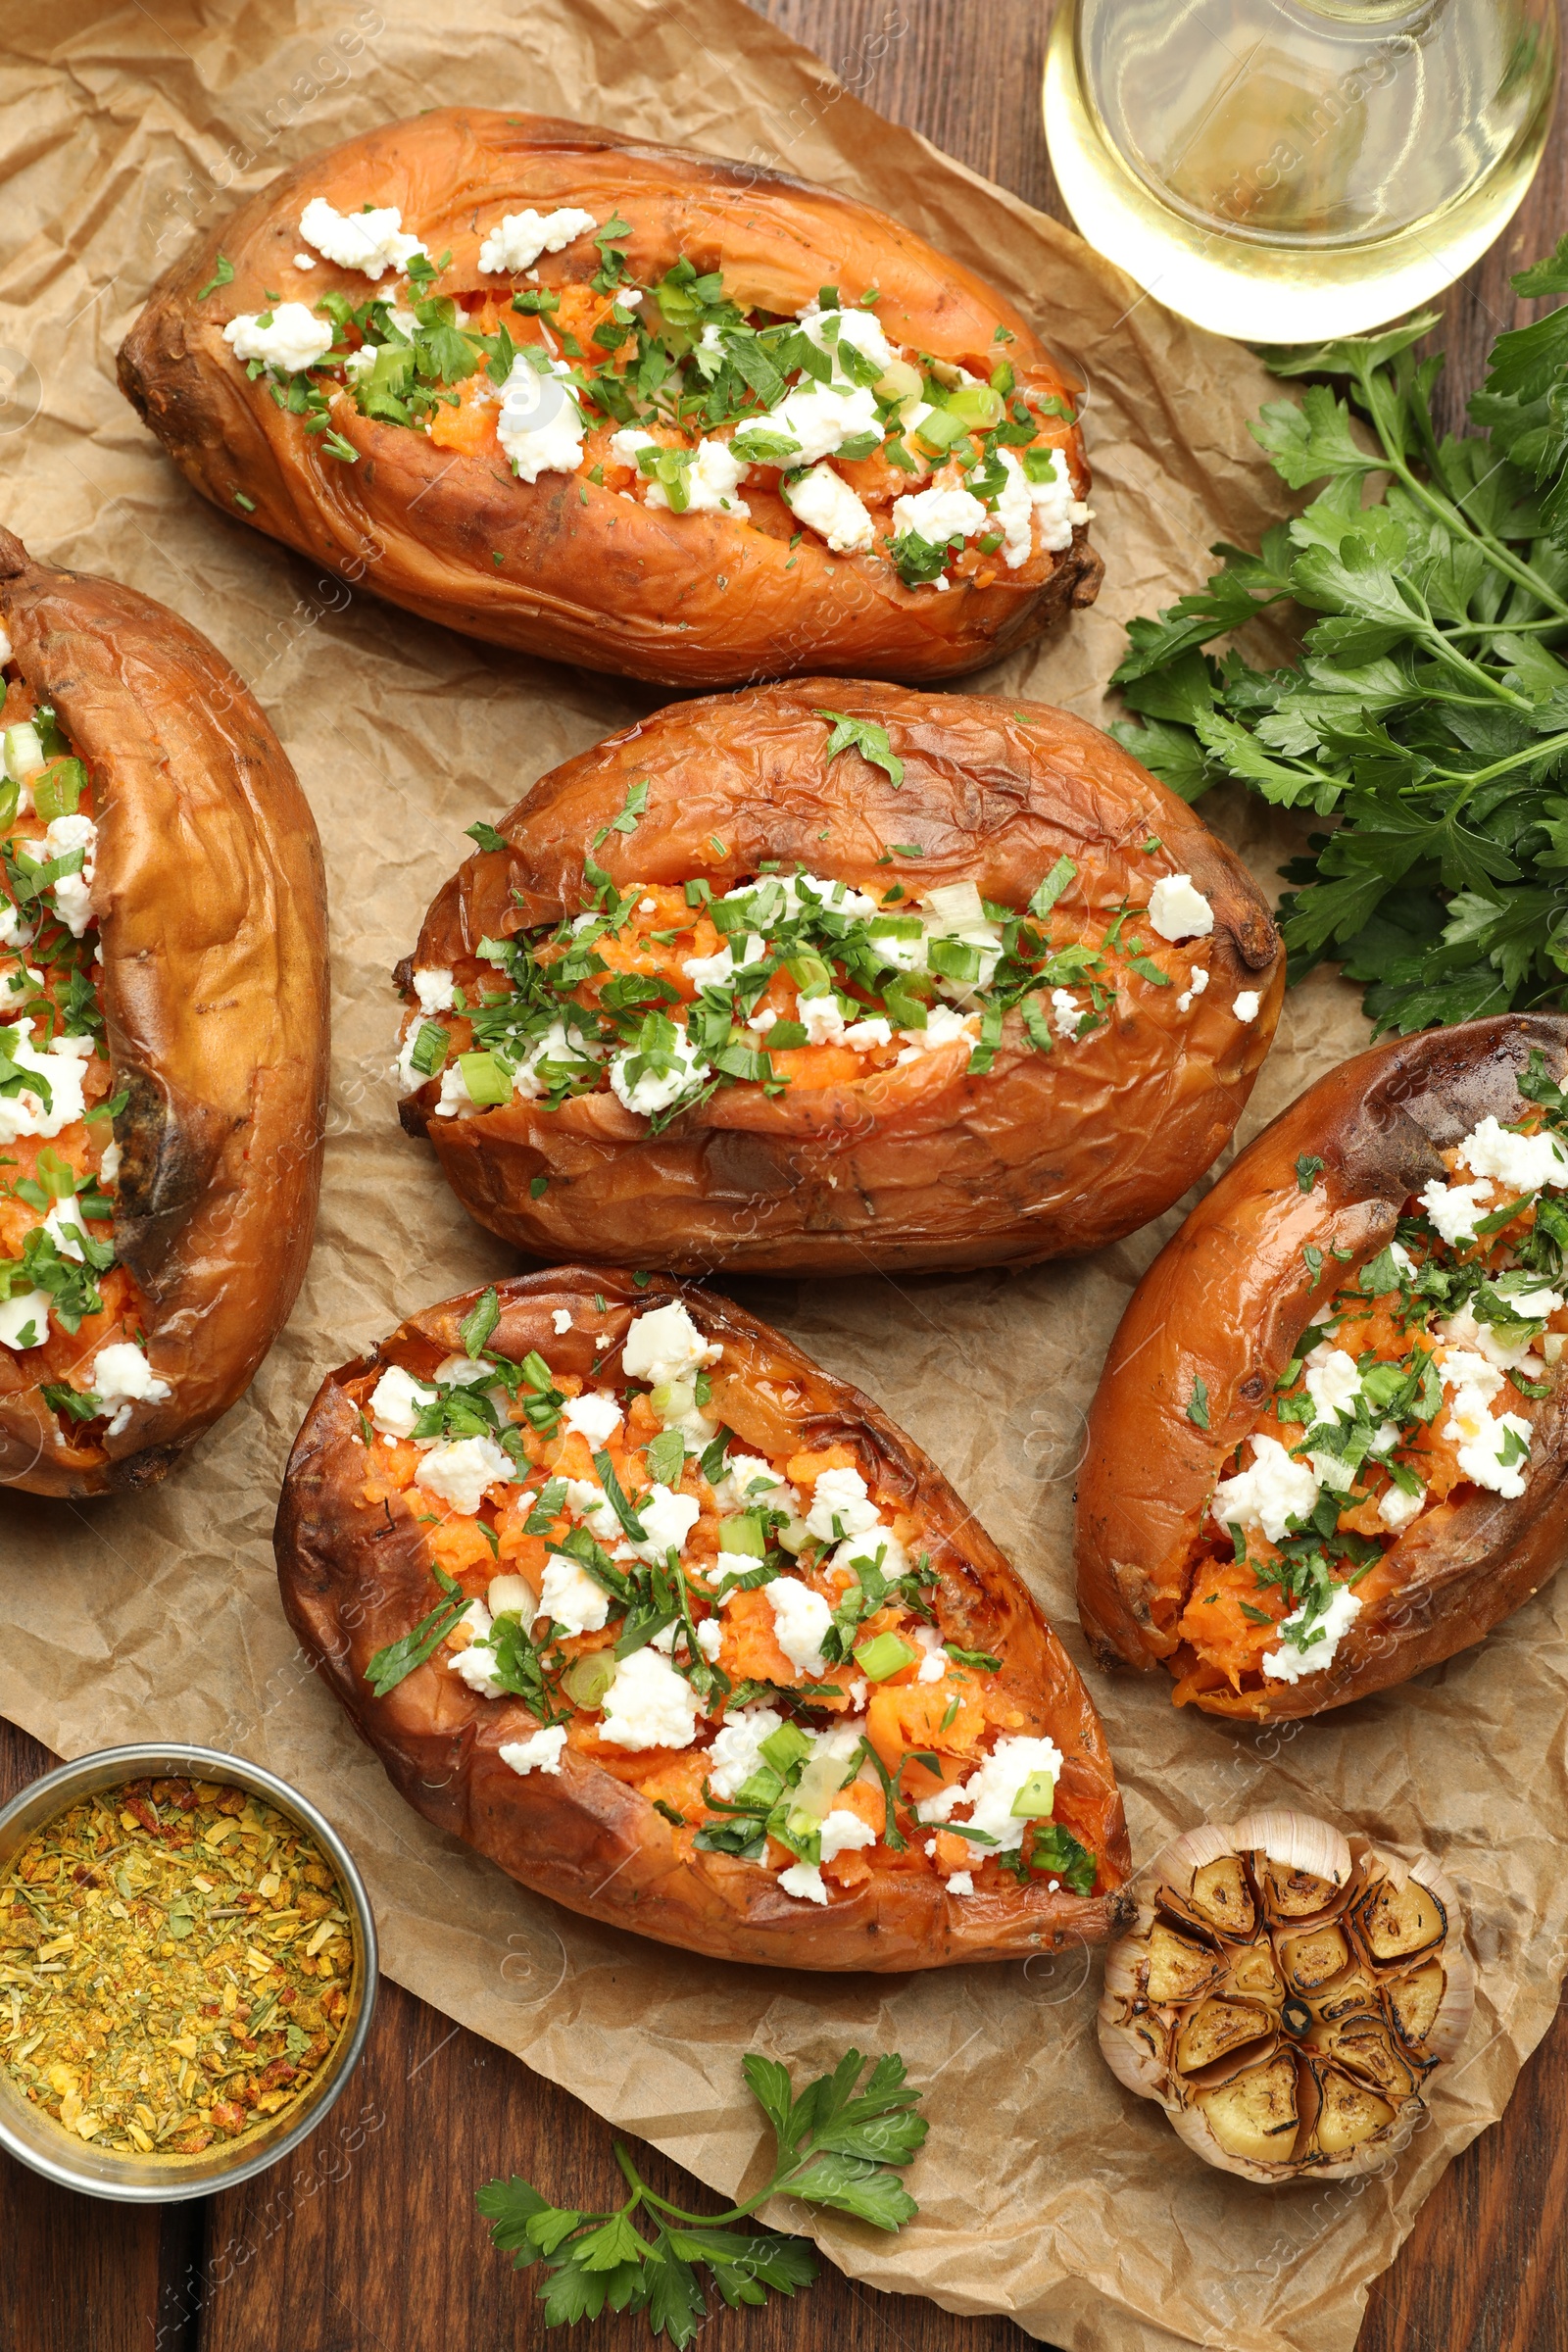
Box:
left=3, top=4, right=1565, bottom=2346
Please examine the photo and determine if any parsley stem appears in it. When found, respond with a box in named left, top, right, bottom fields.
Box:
left=1358, top=361, right=1568, bottom=620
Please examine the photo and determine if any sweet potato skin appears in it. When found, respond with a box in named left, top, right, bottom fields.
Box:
left=274, top=1268, right=1132, bottom=1970
left=116, top=108, right=1101, bottom=689
left=1075, top=1015, right=1568, bottom=1720
left=0, top=529, right=329, bottom=1496
left=399, top=677, right=1283, bottom=1276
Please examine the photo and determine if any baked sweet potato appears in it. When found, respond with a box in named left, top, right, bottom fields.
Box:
left=275, top=1268, right=1131, bottom=1968
left=117, top=108, right=1102, bottom=689
left=393, top=678, right=1283, bottom=1277
left=0, top=528, right=328, bottom=1495
left=1076, top=1014, right=1568, bottom=1719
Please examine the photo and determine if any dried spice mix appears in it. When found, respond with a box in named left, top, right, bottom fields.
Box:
left=0, top=1776, right=355, bottom=2157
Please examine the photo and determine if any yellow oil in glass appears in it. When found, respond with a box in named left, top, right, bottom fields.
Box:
left=1044, top=0, right=1559, bottom=341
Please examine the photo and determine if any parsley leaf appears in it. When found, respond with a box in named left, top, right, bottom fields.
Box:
left=1110, top=249, right=1568, bottom=1035
left=478, top=2047, right=922, bottom=2344
left=815, top=709, right=906, bottom=789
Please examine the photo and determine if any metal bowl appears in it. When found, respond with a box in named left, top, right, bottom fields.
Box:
left=0, top=1743, right=378, bottom=2202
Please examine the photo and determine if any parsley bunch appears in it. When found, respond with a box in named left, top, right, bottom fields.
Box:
left=1112, top=240, right=1568, bottom=1035
left=477, top=2047, right=925, bottom=2346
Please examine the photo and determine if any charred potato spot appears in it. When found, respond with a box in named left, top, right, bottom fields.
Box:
left=1197, top=2056, right=1299, bottom=2162
left=1098, top=1814, right=1473, bottom=2181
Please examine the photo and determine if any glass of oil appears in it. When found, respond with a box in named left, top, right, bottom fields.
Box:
left=1044, top=0, right=1559, bottom=341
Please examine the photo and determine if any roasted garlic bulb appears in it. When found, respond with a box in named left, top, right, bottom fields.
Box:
left=1098, top=1810, right=1473, bottom=2181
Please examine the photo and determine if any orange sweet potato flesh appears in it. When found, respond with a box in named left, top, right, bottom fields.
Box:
left=1075, top=1014, right=1568, bottom=1721
left=398, top=677, right=1283, bottom=1276
left=274, top=1268, right=1132, bottom=1970
left=0, top=529, right=329, bottom=1495
left=115, top=108, right=1101, bottom=689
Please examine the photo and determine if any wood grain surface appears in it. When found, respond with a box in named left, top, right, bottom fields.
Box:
left=3, top=4, right=1567, bottom=2348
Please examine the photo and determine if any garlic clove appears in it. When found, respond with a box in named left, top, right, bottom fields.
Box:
left=1175, top=1997, right=1275, bottom=2077
left=1190, top=2054, right=1299, bottom=2163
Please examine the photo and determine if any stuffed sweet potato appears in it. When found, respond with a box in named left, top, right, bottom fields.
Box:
left=0, top=528, right=328, bottom=1495
left=394, top=679, right=1283, bottom=1276
left=117, top=108, right=1101, bottom=689
left=1076, top=1014, right=1568, bottom=1720
left=275, top=1269, right=1131, bottom=1968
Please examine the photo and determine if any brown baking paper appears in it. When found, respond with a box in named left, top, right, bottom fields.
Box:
left=2, top=3, right=1562, bottom=2346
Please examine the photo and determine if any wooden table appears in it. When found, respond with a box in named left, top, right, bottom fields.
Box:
left=6, top=4, right=1568, bottom=2346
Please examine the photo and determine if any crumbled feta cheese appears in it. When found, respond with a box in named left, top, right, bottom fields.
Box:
left=695, top=1619, right=723, bottom=1660
left=681, top=934, right=764, bottom=989
left=829, top=1528, right=909, bottom=1587
left=895, top=1003, right=977, bottom=1064
left=956, top=1736, right=1065, bottom=1854
left=1446, top=1388, right=1532, bottom=1497
left=1233, top=991, right=1260, bottom=1022
left=750, top=872, right=881, bottom=923
left=416, top=1435, right=514, bottom=1517
left=1211, top=1434, right=1320, bottom=1544
left=914, top=1779, right=966, bottom=1825
left=494, top=355, right=585, bottom=483
left=41, top=1196, right=84, bottom=1264
left=43, top=813, right=95, bottom=937
left=893, top=482, right=987, bottom=553
left=763, top=381, right=881, bottom=466
left=910, top=1625, right=948, bottom=1683
left=844, top=1015, right=892, bottom=1052
left=0, top=1289, right=52, bottom=1350
left=946, top=1872, right=976, bottom=1895
left=629, top=1483, right=703, bottom=1566
left=608, top=1025, right=710, bottom=1117
left=412, top=967, right=456, bottom=1014
left=293, top=252, right=316, bottom=270
left=368, top=1363, right=438, bottom=1439
left=993, top=447, right=1036, bottom=569
left=705, top=1703, right=786, bottom=1797
left=563, top=1391, right=622, bottom=1447
left=598, top=1647, right=701, bottom=1750
left=222, top=303, right=335, bottom=374
left=1176, top=967, right=1211, bottom=1014
left=99, top=1140, right=121, bottom=1188
left=448, top=1600, right=508, bottom=1698
left=712, top=1456, right=796, bottom=1518
left=0, top=1020, right=89, bottom=1142
left=1262, top=1584, right=1362, bottom=1683
left=1438, top=1348, right=1505, bottom=1403
left=1051, top=988, right=1087, bottom=1042
left=805, top=1466, right=880, bottom=1542
left=1455, top=1114, right=1568, bottom=1194
left=552, top=1307, right=573, bottom=1336
left=799, top=992, right=847, bottom=1046
left=435, top=1355, right=495, bottom=1391
left=499, top=1726, right=568, bottom=1777
left=539, top=1549, right=612, bottom=1638
left=783, top=462, right=875, bottom=554
left=817, top=1809, right=877, bottom=1863
left=561, top=1477, right=624, bottom=1548
left=90, top=1340, right=172, bottom=1437
left=622, top=1300, right=720, bottom=1386
left=764, top=1576, right=833, bottom=1676
left=432, top=1054, right=507, bottom=1119
left=1148, top=875, right=1214, bottom=944
left=645, top=436, right=750, bottom=518
left=1303, top=1344, right=1362, bottom=1424
left=298, top=197, right=426, bottom=278
left=1439, top=1299, right=1551, bottom=1376
left=509, top=1015, right=604, bottom=1103
left=476, top=205, right=597, bottom=274
left=778, top=1861, right=829, bottom=1903
left=797, top=298, right=895, bottom=376
left=1378, top=1481, right=1425, bottom=1531
left=1016, top=444, right=1088, bottom=553
left=1420, top=1177, right=1495, bottom=1246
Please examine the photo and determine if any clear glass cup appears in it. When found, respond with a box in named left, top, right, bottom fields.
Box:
left=1044, top=0, right=1560, bottom=341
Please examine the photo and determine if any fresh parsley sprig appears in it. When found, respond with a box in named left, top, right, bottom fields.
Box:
left=1111, top=241, right=1568, bottom=1036
left=477, top=2048, right=925, bottom=2345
